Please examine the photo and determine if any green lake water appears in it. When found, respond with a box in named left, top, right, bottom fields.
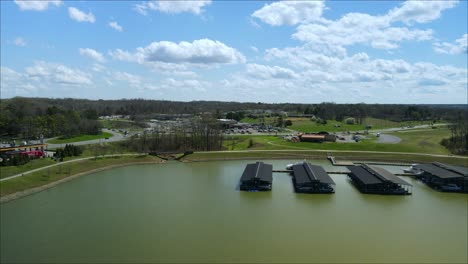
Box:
left=1, top=160, right=467, bottom=263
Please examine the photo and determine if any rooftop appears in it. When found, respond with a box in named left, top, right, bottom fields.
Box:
left=415, top=162, right=468, bottom=179
left=293, top=162, right=335, bottom=185
left=347, top=164, right=412, bottom=186
left=240, top=162, right=273, bottom=183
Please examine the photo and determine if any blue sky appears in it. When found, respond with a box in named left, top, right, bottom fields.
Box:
left=1, top=0, right=467, bottom=103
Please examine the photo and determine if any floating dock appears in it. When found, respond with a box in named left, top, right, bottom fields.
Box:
left=291, top=162, right=335, bottom=193
left=414, top=162, right=468, bottom=193
left=327, top=153, right=354, bottom=166
left=347, top=164, right=412, bottom=195
left=239, top=162, right=273, bottom=191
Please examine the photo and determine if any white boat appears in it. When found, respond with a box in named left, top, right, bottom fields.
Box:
left=286, top=162, right=302, bottom=170
left=404, top=164, right=423, bottom=175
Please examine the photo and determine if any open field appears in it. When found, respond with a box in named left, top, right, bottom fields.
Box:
left=0, top=155, right=162, bottom=198
left=48, top=132, right=113, bottom=144
left=222, top=127, right=454, bottom=155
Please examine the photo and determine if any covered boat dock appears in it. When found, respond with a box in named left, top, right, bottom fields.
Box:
left=239, top=162, right=273, bottom=191
left=292, top=162, right=335, bottom=193
left=347, top=164, right=412, bottom=195
left=414, top=162, right=468, bottom=193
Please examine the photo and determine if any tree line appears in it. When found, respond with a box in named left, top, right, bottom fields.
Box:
left=1, top=97, right=466, bottom=140
left=0, top=98, right=102, bottom=140
left=441, top=116, right=468, bottom=155
left=122, top=116, right=224, bottom=152
left=2, top=97, right=465, bottom=120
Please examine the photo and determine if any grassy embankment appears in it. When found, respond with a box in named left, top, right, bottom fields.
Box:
left=0, top=158, right=56, bottom=179
left=48, top=132, right=113, bottom=144
left=183, top=151, right=467, bottom=166
left=0, top=155, right=162, bottom=198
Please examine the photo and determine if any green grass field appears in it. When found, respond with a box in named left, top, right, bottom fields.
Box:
left=287, top=118, right=363, bottom=132
left=48, top=132, right=113, bottom=144
left=0, top=155, right=162, bottom=197
left=0, top=158, right=56, bottom=179
left=275, top=117, right=437, bottom=133
left=220, top=127, right=454, bottom=155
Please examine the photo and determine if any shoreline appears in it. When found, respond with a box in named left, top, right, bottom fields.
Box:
left=2, top=152, right=466, bottom=203
left=0, top=160, right=164, bottom=204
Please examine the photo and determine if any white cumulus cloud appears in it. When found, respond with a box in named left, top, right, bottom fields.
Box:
left=246, top=64, right=298, bottom=79
left=111, top=39, right=245, bottom=65
left=113, top=71, right=142, bottom=88
left=79, top=48, right=105, bottom=63
left=14, top=0, right=61, bottom=11
left=14, top=37, right=27, bottom=47
left=160, top=78, right=209, bottom=92
left=433, top=34, right=468, bottom=55
left=388, top=0, right=458, bottom=25
left=26, top=61, right=92, bottom=85
left=252, top=1, right=457, bottom=51
left=135, top=0, right=211, bottom=15
left=109, top=21, right=123, bottom=32
left=68, top=7, right=95, bottom=23
left=293, top=12, right=433, bottom=50
left=252, top=1, right=325, bottom=26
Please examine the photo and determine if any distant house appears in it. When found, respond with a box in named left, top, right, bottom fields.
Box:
left=217, top=119, right=237, bottom=129
left=299, top=134, right=325, bottom=143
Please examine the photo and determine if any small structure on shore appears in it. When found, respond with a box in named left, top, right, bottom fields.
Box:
left=347, top=164, right=412, bottom=195
left=292, top=162, right=335, bottom=193
left=413, top=162, right=468, bottom=193
left=239, top=162, right=273, bottom=191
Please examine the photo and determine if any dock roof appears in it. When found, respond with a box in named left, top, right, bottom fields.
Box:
left=347, top=164, right=412, bottom=186
left=415, top=162, right=468, bottom=179
left=240, top=162, right=272, bottom=183
left=293, top=162, right=335, bottom=185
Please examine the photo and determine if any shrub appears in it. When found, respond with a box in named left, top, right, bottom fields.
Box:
left=345, top=118, right=355, bottom=125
